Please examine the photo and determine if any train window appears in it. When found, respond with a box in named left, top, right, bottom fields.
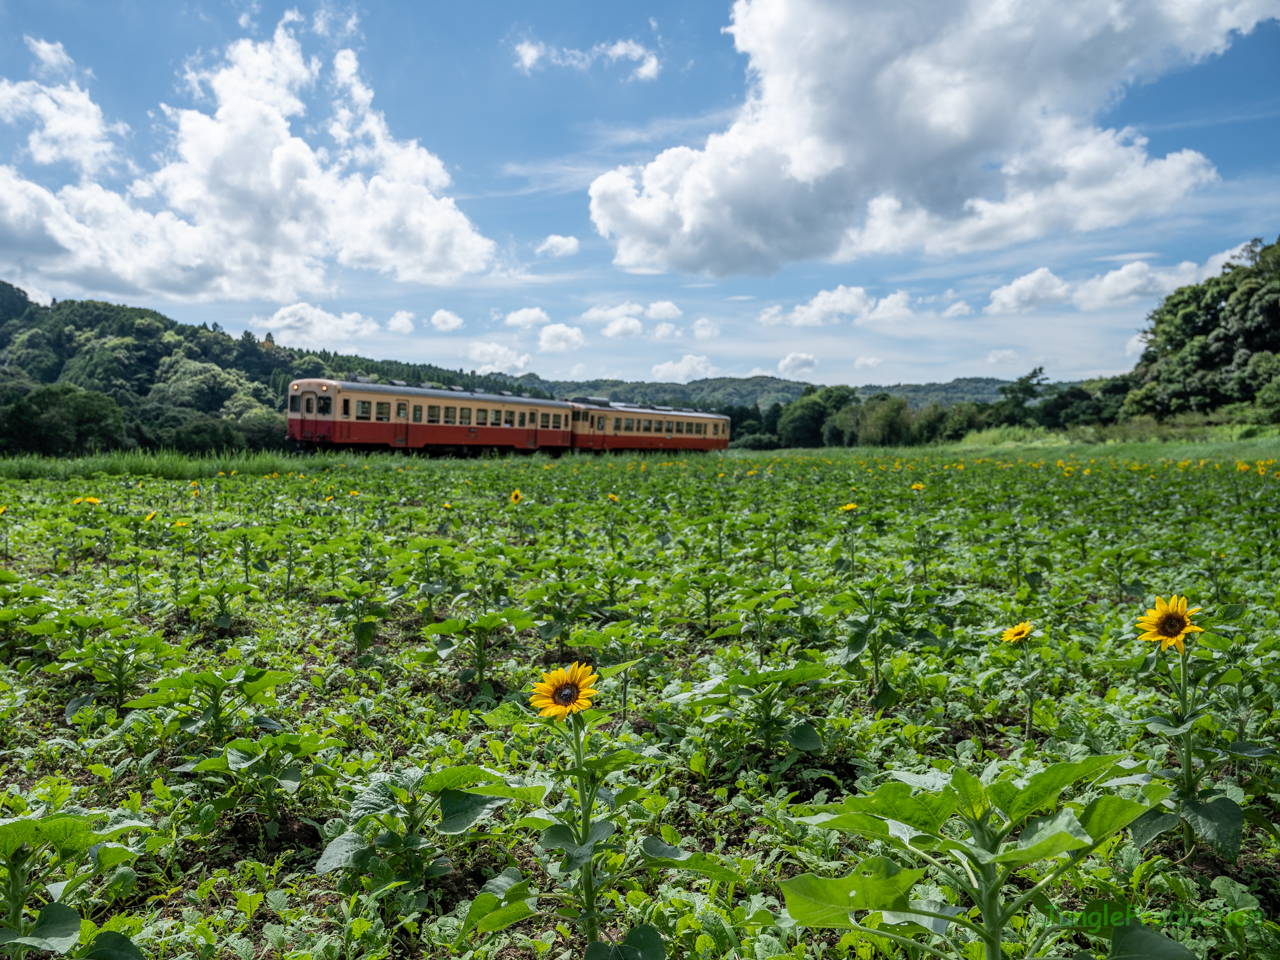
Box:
left=676, top=422, right=684, bottom=434
left=305, top=397, right=314, bottom=414
left=504, top=410, right=514, bottom=426
left=541, top=413, right=551, bottom=429
left=712, top=423, right=718, bottom=436
left=427, top=405, right=440, bottom=423
left=375, top=402, right=391, bottom=422
left=552, top=413, right=561, bottom=429
left=444, top=406, right=456, bottom=425
left=356, top=400, right=372, bottom=420
left=613, top=418, right=621, bottom=432
left=318, top=397, right=332, bottom=415
left=476, top=409, right=488, bottom=426
left=624, top=418, right=634, bottom=431
left=665, top=421, right=673, bottom=433
left=342, top=398, right=350, bottom=418
left=642, top=419, right=651, bottom=432
left=597, top=416, right=606, bottom=429
left=518, top=412, right=526, bottom=427
left=413, top=405, right=422, bottom=423
left=572, top=411, right=580, bottom=422
left=460, top=408, right=471, bottom=425
left=396, top=401, right=407, bottom=418
left=289, top=396, right=300, bottom=412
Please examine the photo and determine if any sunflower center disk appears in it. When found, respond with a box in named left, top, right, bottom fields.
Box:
left=1157, top=614, right=1186, bottom=637
left=553, top=683, right=579, bottom=706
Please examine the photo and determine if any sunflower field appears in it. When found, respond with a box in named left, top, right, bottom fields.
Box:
left=0, top=446, right=1278, bottom=960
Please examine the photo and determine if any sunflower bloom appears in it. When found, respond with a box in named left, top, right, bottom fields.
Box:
left=511, top=489, right=523, bottom=504
left=530, top=662, right=599, bottom=721
left=85, top=497, right=100, bottom=505
left=910, top=483, right=925, bottom=492
left=1137, top=595, right=1204, bottom=653
left=1001, top=621, right=1034, bottom=643
left=608, top=493, right=619, bottom=502
left=839, top=503, right=857, bottom=512
left=144, top=511, right=156, bottom=522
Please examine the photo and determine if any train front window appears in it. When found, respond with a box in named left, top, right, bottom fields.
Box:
left=356, top=401, right=371, bottom=421
left=289, top=396, right=300, bottom=412
left=460, top=408, right=471, bottom=425
left=427, top=405, right=440, bottom=424
left=375, top=402, right=391, bottom=422
left=304, top=397, right=313, bottom=414
left=396, top=401, right=407, bottom=418
left=444, top=406, right=456, bottom=425
left=476, top=409, right=488, bottom=426
left=413, top=405, right=422, bottom=423
left=317, top=397, right=332, bottom=415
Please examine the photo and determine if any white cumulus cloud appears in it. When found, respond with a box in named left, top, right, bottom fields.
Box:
left=986, top=268, right=1072, bottom=314
left=652, top=353, right=716, bottom=383
left=536, top=234, right=580, bottom=257
left=430, top=309, right=464, bottom=331
left=942, top=300, right=972, bottom=317
left=693, top=317, right=719, bottom=339
left=505, top=306, right=551, bottom=328
left=468, top=341, right=530, bottom=374
left=581, top=301, right=644, bottom=324
left=603, top=316, right=643, bottom=338
left=778, top=352, right=818, bottom=377
left=387, top=310, right=414, bottom=333
left=538, top=323, right=586, bottom=352
left=0, top=15, right=495, bottom=301
left=251, top=301, right=379, bottom=348
left=652, top=322, right=681, bottom=339
left=854, top=356, right=883, bottom=369
left=587, top=0, right=1256, bottom=275
left=646, top=300, right=682, bottom=319
left=25, top=37, right=75, bottom=79
left=988, top=349, right=1019, bottom=364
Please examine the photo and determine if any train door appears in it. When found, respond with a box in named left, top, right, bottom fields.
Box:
left=393, top=398, right=409, bottom=448
left=525, top=408, right=539, bottom=449
left=299, top=388, right=320, bottom=440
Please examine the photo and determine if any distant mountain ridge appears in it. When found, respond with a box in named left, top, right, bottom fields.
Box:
left=513, top=373, right=1012, bottom=411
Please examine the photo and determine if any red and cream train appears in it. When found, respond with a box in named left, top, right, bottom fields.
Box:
left=286, top=378, right=730, bottom=454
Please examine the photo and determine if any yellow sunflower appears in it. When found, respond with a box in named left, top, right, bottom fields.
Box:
left=1001, top=621, right=1034, bottom=643
left=608, top=493, right=619, bottom=502
left=530, top=662, right=599, bottom=721
left=910, top=483, right=925, bottom=492
left=1137, top=595, right=1204, bottom=653
left=511, top=489, right=523, bottom=504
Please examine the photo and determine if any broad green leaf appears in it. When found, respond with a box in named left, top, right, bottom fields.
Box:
left=1078, top=796, right=1153, bottom=843
left=994, top=809, right=1092, bottom=865
left=82, top=931, right=146, bottom=960
left=1108, top=922, right=1198, bottom=960
left=436, top=790, right=509, bottom=835
left=27, top=903, right=81, bottom=954
left=0, top=818, right=40, bottom=858
left=883, top=899, right=965, bottom=936
left=950, top=768, right=989, bottom=821
left=583, top=924, right=665, bottom=960
left=422, top=765, right=502, bottom=794
left=315, top=832, right=369, bottom=875
left=1004, top=756, right=1122, bottom=823
left=638, top=836, right=742, bottom=882
left=1181, top=797, right=1243, bottom=860
left=599, top=659, right=641, bottom=680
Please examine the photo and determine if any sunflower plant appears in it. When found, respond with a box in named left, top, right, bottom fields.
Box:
left=524, top=662, right=698, bottom=958
left=1126, top=595, right=1262, bottom=859
left=999, top=621, right=1041, bottom=739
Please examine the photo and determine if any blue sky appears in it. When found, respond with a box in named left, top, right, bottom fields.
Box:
left=1, top=0, right=1278, bottom=386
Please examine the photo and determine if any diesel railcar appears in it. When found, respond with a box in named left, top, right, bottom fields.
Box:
left=286, top=378, right=730, bottom=454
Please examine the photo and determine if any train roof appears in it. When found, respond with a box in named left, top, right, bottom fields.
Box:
left=289, top=378, right=727, bottom=418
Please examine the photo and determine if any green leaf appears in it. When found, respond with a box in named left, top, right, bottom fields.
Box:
left=883, top=900, right=965, bottom=936
left=638, top=836, right=742, bottom=882
left=950, top=768, right=989, bottom=820
left=584, top=749, right=658, bottom=773
left=1181, top=797, right=1243, bottom=860
left=1004, top=755, right=1122, bottom=823
left=599, top=659, right=642, bottom=680
left=481, top=702, right=530, bottom=728
left=0, top=819, right=40, bottom=858
left=1225, top=741, right=1280, bottom=760
left=781, top=859, right=925, bottom=927
left=421, top=765, right=502, bottom=794
left=583, top=924, right=665, bottom=960
left=315, top=832, right=369, bottom=874
left=28, top=903, right=81, bottom=954
left=994, top=809, right=1092, bottom=865
left=1108, top=922, right=1198, bottom=960
left=786, top=721, right=824, bottom=753
left=436, top=790, right=509, bottom=835
left=1078, top=796, right=1154, bottom=843
left=82, top=931, right=146, bottom=960
left=1129, top=809, right=1179, bottom=850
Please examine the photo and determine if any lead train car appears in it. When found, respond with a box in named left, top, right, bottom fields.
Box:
left=286, top=379, right=730, bottom=454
